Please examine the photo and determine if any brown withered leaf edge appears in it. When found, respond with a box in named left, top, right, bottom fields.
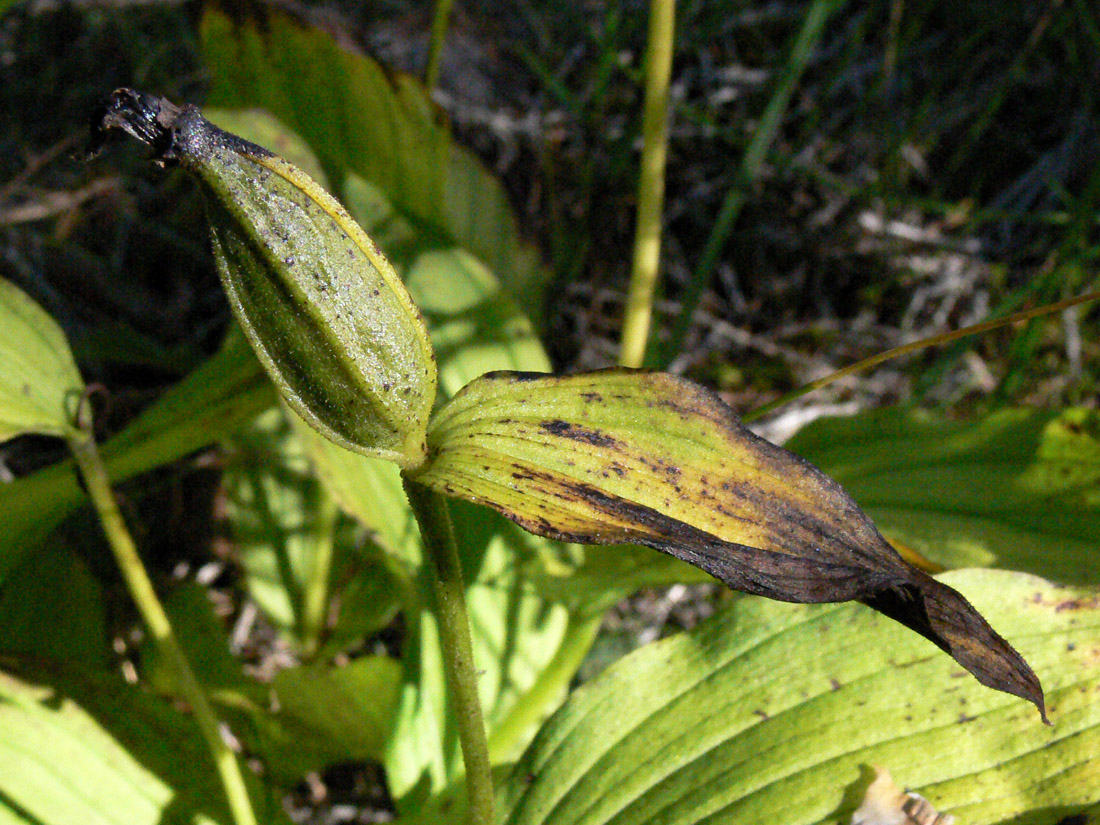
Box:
left=413, top=369, right=1047, bottom=722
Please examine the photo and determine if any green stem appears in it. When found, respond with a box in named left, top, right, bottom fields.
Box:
left=661, top=0, right=845, bottom=366
left=620, top=0, right=676, bottom=368
left=402, top=477, right=494, bottom=825
left=68, top=430, right=257, bottom=825
left=426, top=0, right=457, bottom=92
left=301, top=488, right=338, bottom=658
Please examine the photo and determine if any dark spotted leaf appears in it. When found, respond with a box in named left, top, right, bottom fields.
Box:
left=409, top=369, right=1046, bottom=719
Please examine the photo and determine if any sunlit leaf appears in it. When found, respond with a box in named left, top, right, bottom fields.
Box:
left=0, top=328, right=274, bottom=585
left=788, top=406, right=1100, bottom=585
left=0, top=664, right=285, bottom=825
left=411, top=370, right=1045, bottom=716
left=0, top=278, right=84, bottom=442
left=499, top=570, right=1099, bottom=825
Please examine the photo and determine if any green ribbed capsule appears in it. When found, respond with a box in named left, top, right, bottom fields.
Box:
left=90, top=89, right=437, bottom=467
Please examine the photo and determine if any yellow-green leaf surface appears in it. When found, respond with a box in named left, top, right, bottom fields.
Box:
left=0, top=664, right=289, bottom=825
left=500, top=569, right=1100, bottom=825
left=411, top=370, right=1045, bottom=716
left=787, top=406, right=1100, bottom=584
left=0, top=328, right=274, bottom=584
left=200, top=4, right=547, bottom=321
left=0, top=278, right=84, bottom=441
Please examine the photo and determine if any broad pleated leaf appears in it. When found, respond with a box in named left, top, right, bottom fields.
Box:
left=410, top=369, right=1045, bottom=717
left=0, top=278, right=84, bottom=442
left=0, top=664, right=288, bottom=825
left=788, top=406, right=1100, bottom=584
left=499, top=569, right=1098, bottom=825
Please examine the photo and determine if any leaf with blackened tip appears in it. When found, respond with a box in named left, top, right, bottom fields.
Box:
left=410, top=369, right=1045, bottom=716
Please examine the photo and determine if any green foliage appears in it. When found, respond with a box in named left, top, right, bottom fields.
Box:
left=499, top=570, right=1100, bottom=825
left=0, top=3, right=1097, bottom=825
left=788, top=406, right=1100, bottom=584
left=0, top=278, right=84, bottom=441
left=0, top=665, right=283, bottom=825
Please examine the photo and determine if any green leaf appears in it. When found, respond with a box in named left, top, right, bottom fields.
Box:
left=787, top=406, right=1100, bottom=585
left=271, top=657, right=402, bottom=763
left=0, top=327, right=275, bottom=585
left=139, top=580, right=402, bottom=785
left=0, top=278, right=84, bottom=442
left=199, top=5, right=548, bottom=320
left=410, top=369, right=1045, bottom=716
left=499, top=569, right=1100, bottom=825
left=0, top=664, right=287, bottom=825
left=223, top=408, right=400, bottom=649
left=0, top=542, right=108, bottom=669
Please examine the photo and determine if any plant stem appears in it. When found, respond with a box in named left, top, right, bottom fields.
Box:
left=661, top=0, right=845, bottom=366
left=620, top=0, right=676, bottom=369
left=301, top=487, right=338, bottom=658
left=426, top=0, right=457, bottom=92
left=68, top=429, right=258, bottom=825
left=402, top=477, right=494, bottom=825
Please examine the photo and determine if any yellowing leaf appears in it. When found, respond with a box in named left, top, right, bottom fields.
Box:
left=410, top=369, right=1045, bottom=717
left=498, top=570, right=1100, bottom=825
left=0, top=278, right=84, bottom=442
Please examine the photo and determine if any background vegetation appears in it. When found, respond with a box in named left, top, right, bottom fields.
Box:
left=1, top=0, right=1098, bottom=823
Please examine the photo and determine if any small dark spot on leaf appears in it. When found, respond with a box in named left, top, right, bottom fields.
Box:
left=753, top=709, right=768, bottom=720
left=539, top=419, right=620, bottom=449
left=830, top=678, right=841, bottom=691
left=958, top=712, right=976, bottom=723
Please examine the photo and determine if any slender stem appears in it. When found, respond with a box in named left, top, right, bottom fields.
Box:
left=68, top=429, right=258, bottom=825
left=426, top=0, right=457, bottom=92
left=743, top=288, right=1100, bottom=423
left=402, top=477, right=494, bottom=825
left=301, top=488, right=338, bottom=658
left=620, top=0, right=676, bottom=368
left=661, top=0, right=845, bottom=365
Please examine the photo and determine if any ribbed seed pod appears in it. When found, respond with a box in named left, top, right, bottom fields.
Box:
left=90, top=89, right=437, bottom=467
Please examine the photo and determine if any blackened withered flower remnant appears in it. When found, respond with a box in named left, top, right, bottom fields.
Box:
left=88, top=89, right=437, bottom=469
left=410, top=370, right=1047, bottom=721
